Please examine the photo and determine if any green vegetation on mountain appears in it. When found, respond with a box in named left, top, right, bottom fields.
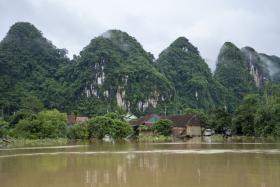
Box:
left=156, top=37, right=228, bottom=112
left=0, top=22, right=280, bottom=140
left=68, top=30, right=173, bottom=116
left=214, top=42, right=257, bottom=108
left=0, top=22, right=69, bottom=116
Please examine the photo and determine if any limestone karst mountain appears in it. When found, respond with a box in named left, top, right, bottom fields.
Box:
left=0, top=22, right=279, bottom=116
left=0, top=22, right=69, bottom=114
left=156, top=37, right=227, bottom=112
left=68, top=30, right=174, bottom=116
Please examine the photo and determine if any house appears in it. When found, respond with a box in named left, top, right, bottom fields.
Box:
left=130, top=114, right=161, bottom=127
left=129, top=114, right=161, bottom=136
left=130, top=114, right=203, bottom=137
left=76, top=117, right=89, bottom=124
left=163, top=115, right=202, bottom=137
left=67, top=115, right=89, bottom=125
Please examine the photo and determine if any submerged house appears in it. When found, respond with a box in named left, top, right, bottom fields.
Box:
left=130, top=114, right=203, bottom=137
left=163, top=115, right=203, bottom=137
left=129, top=114, right=161, bottom=136
left=67, top=115, right=89, bottom=125
left=130, top=114, right=161, bottom=127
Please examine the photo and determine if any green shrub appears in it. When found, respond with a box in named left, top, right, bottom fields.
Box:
left=139, top=125, right=151, bottom=131
left=152, top=119, right=173, bottom=136
left=67, top=123, right=89, bottom=140
left=113, top=120, right=133, bottom=139
left=14, top=109, right=67, bottom=139
left=0, top=119, right=9, bottom=138
left=104, top=112, right=123, bottom=120
left=88, top=116, right=132, bottom=140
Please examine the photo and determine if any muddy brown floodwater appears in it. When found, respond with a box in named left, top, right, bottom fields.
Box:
left=0, top=139, right=280, bottom=187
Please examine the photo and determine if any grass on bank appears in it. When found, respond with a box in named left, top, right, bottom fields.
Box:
left=1, top=138, right=68, bottom=148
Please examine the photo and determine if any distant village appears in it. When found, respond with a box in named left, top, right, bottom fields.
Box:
left=67, top=113, right=207, bottom=138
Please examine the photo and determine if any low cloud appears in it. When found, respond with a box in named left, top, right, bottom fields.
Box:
left=1, top=0, right=279, bottom=70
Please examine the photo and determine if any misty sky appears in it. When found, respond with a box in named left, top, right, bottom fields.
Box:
left=0, top=0, right=279, bottom=70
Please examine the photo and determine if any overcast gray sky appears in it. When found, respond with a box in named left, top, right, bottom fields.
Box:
left=0, top=0, right=279, bottom=70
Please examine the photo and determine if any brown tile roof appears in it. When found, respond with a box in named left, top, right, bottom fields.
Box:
left=163, top=115, right=202, bottom=127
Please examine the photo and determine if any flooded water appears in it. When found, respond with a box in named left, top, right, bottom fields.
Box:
left=0, top=139, right=280, bottom=187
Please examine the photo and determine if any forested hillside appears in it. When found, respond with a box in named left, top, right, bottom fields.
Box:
left=156, top=37, right=228, bottom=112
left=0, top=22, right=69, bottom=115
left=0, top=22, right=279, bottom=117
left=67, top=30, right=174, bottom=116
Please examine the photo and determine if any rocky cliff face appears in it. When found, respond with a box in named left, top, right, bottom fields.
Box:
left=214, top=42, right=256, bottom=105
left=72, top=30, right=173, bottom=115
left=1, top=22, right=280, bottom=116
left=241, top=47, right=269, bottom=88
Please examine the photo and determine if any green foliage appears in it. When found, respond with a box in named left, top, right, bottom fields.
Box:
left=152, top=119, right=173, bottom=136
left=104, top=112, right=123, bottom=120
left=88, top=114, right=132, bottom=139
left=156, top=37, right=227, bottom=112
left=113, top=120, right=133, bottom=139
left=208, top=108, right=232, bottom=133
left=8, top=110, right=35, bottom=127
left=1, top=21, right=280, bottom=136
left=7, top=138, right=68, bottom=147
left=0, top=119, right=9, bottom=138
left=67, top=123, right=89, bottom=140
left=14, top=109, right=67, bottom=139
left=70, top=30, right=173, bottom=116
left=19, top=96, right=44, bottom=113
left=0, top=22, right=69, bottom=116
left=184, top=108, right=208, bottom=124
left=88, top=116, right=115, bottom=139
left=214, top=42, right=256, bottom=109
left=139, top=125, right=152, bottom=131
left=231, top=84, right=280, bottom=137
left=232, top=94, right=260, bottom=135
left=254, top=96, right=280, bottom=137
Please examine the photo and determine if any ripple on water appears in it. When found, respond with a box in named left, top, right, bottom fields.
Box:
left=1, top=149, right=280, bottom=158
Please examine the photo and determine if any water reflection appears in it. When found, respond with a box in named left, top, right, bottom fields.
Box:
left=0, top=142, right=280, bottom=187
